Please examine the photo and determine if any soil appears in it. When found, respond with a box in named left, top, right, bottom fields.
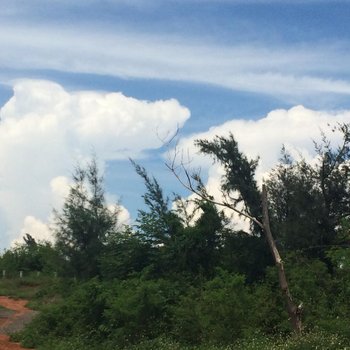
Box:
left=0, top=296, right=38, bottom=350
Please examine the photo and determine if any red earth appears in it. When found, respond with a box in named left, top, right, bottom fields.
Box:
left=0, top=296, right=34, bottom=350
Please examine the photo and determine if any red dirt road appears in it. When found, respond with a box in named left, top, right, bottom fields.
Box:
left=0, top=296, right=35, bottom=350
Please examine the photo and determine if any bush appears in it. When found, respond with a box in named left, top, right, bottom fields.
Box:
left=16, top=276, right=181, bottom=348
left=172, top=270, right=255, bottom=345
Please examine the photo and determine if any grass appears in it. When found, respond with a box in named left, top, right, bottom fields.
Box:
left=0, top=274, right=63, bottom=310
left=0, top=277, right=42, bottom=300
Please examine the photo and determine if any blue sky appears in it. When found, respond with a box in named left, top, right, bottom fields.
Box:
left=1, top=0, right=350, bottom=248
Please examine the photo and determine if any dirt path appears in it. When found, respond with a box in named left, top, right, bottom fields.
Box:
left=0, top=296, right=38, bottom=350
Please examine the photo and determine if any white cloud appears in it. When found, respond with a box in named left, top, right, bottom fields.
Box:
left=0, top=79, right=190, bottom=248
left=171, top=105, right=350, bottom=226
left=50, top=176, right=71, bottom=209
left=16, top=216, right=52, bottom=246
left=175, top=105, right=350, bottom=172
left=108, top=203, right=131, bottom=228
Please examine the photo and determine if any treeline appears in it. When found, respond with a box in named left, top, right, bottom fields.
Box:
left=2, top=124, right=350, bottom=349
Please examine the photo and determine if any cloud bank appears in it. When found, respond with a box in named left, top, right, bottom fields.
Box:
left=1, top=80, right=349, bottom=248
left=0, top=80, right=190, bottom=248
left=172, top=105, right=350, bottom=222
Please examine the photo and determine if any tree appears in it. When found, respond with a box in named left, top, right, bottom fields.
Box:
left=167, top=133, right=302, bottom=333
left=131, top=160, right=185, bottom=275
left=132, top=160, right=182, bottom=248
left=100, top=226, right=154, bottom=279
left=0, top=235, right=61, bottom=275
left=266, top=151, right=323, bottom=252
left=197, top=134, right=262, bottom=231
left=133, top=160, right=228, bottom=276
left=168, top=124, right=350, bottom=333
left=219, top=230, right=272, bottom=282
left=175, top=201, right=224, bottom=275
left=267, top=124, right=350, bottom=255
left=54, top=158, right=119, bottom=278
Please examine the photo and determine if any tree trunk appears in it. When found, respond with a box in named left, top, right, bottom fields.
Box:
left=261, top=184, right=302, bottom=334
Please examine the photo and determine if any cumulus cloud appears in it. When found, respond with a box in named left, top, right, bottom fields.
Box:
left=108, top=204, right=131, bottom=228
left=15, top=216, right=52, bottom=246
left=171, top=105, right=350, bottom=226
left=175, top=105, right=350, bottom=172
left=50, top=176, right=71, bottom=209
left=0, top=79, right=190, bottom=248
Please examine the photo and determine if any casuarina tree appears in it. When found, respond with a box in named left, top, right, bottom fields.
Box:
left=54, top=158, right=119, bottom=279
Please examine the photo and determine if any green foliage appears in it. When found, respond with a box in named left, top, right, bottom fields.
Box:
left=54, top=158, right=119, bottom=278
left=0, top=274, right=58, bottom=300
left=133, top=160, right=182, bottom=247
left=13, top=332, right=350, bottom=350
left=195, top=270, right=255, bottom=343
left=173, top=202, right=224, bottom=275
left=103, top=278, right=179, bottom=345
left=16, top=276, right=182, bottom=348
left=171, top=270, right=256, bottom=345
left=219, top=231, right=273, bottom=282
left=196, top=133, right=262, bottom=230
left=267, top=153, right=326, bottom=251
left=133, top=162, right=227, bottom=277
left=327, top=248, right=350, bottom=272
left=267, top=124, right=350, bottom=253
left=16, top=278, right=105, bottom=347
left=314, top=124, right=350, bottom=224
left=234, top=331, right=349, bottom=350
left=0, top=237, right=61, bottom=276
left=12, top=264, right=350, bottom=349
left=284, top=256, right=334, bottom=327
left=100, top=229, right=154, bottom=279
left=4, top=127, right=350, bottom=349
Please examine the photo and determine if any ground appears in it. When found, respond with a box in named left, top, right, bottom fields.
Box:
left=0, top=296, right=37, bottom=350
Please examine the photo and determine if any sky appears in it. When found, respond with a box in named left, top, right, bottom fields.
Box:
left=1, top=0, right=350, bottom=249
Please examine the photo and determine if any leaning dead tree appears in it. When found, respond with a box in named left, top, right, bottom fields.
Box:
left=166, top=134, right=302, bottom=333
